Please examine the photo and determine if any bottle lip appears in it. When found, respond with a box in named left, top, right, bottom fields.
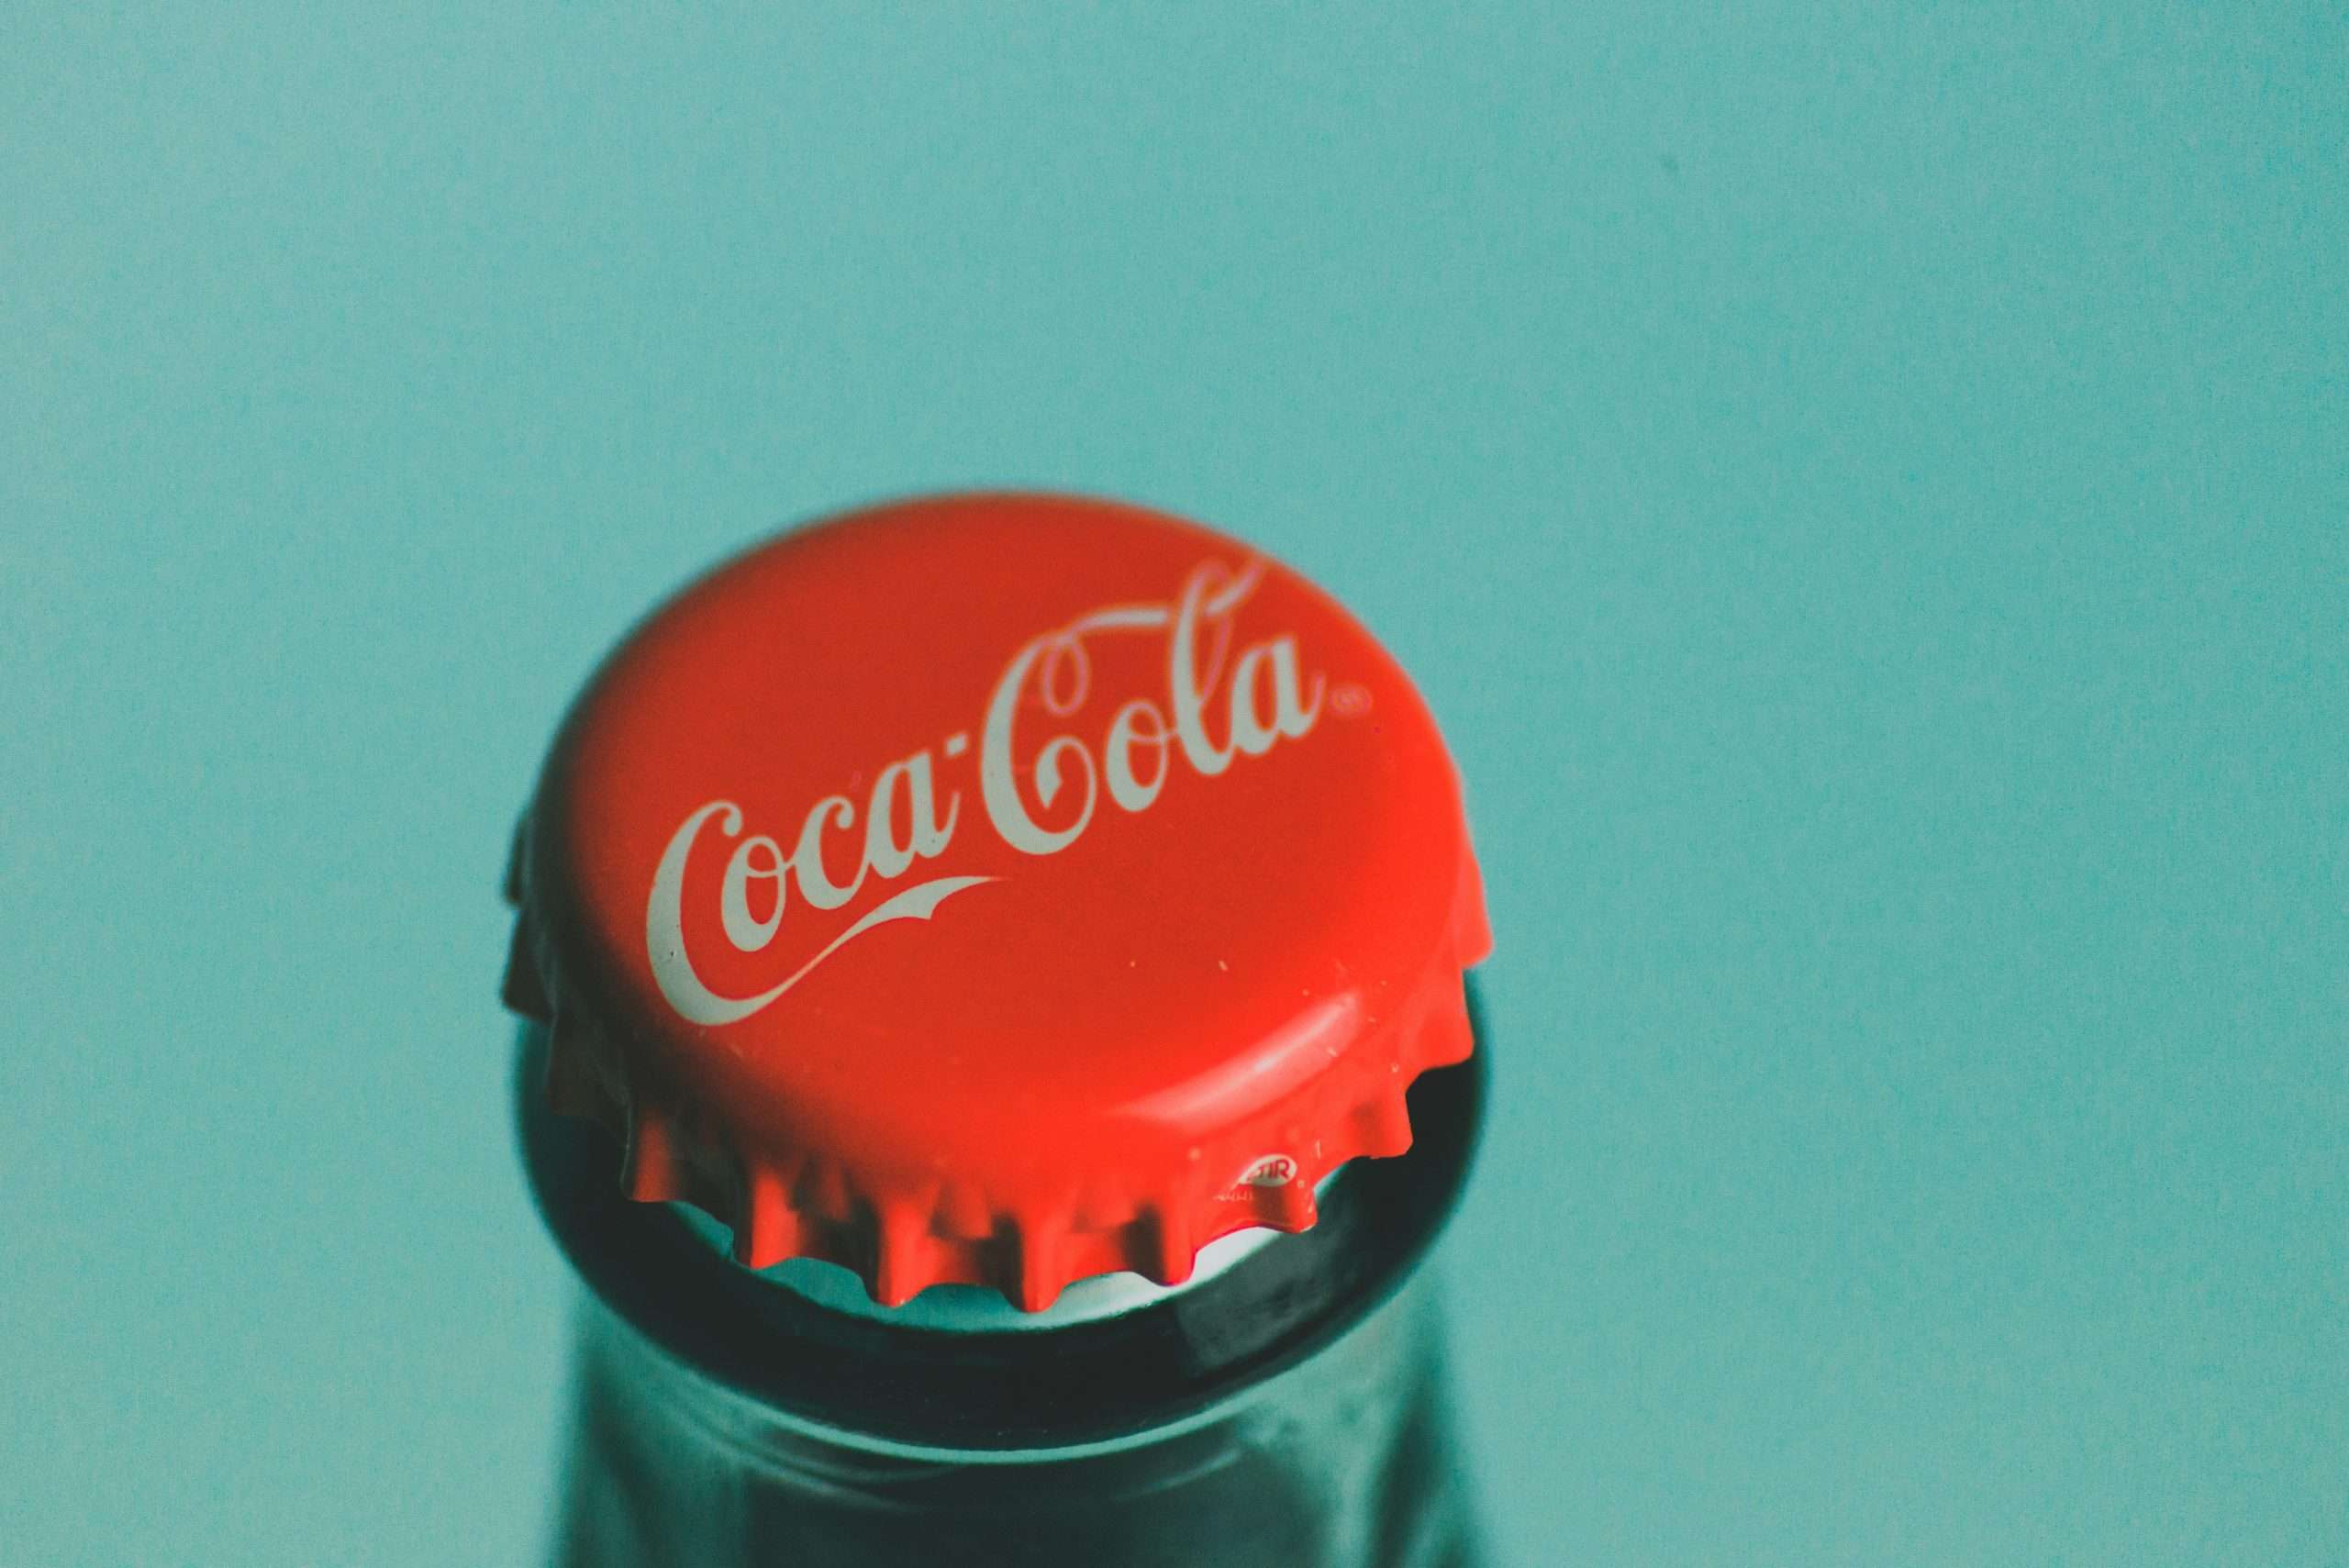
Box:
left=516, top=979, right=1490, bottom=1453
left=668, top=1168, right=1349, bottom=1332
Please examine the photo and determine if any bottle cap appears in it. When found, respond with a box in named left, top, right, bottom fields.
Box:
left=503, top=493, right=1489, bottom=1310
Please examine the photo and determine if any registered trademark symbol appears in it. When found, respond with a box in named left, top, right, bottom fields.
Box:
left=1330, top=684, right=1373, bottom=717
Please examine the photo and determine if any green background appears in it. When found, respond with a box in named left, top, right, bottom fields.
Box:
left=6, top=6, right=2343, bottom=1563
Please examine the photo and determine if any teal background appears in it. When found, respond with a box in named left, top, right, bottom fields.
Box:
left=5, top=6, right=2343, bottom=1564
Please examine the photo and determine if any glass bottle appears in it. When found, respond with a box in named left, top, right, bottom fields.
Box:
left=500, top=493, right=1496, bottom=1568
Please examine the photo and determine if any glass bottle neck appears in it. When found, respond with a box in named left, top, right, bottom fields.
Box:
left=551, top=1268, right=1480, bottom=1568
left=515, top=1003, right=1486, bottom=1453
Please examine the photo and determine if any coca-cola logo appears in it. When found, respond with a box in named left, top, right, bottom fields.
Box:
left=646, top=560, right=1327, bottom=1026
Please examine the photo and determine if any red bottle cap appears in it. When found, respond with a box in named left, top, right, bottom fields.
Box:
left=503, top=494, right=1489, bottom=1310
